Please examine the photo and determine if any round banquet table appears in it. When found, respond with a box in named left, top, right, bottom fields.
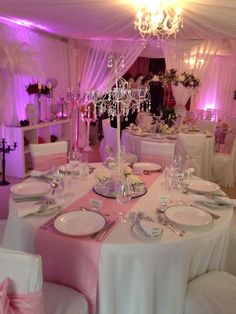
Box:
left=121, top=130, right=176, bottom=165
left=3, top=164, right=233, bottom=314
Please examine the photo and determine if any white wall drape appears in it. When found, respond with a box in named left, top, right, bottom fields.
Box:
left=196, top=55, right=236, bottom=117
left=0, top=23, right=70, bottom=125
left=75, top=39, right=144, bottom=147
left=162, top=40, right=220, bottom=108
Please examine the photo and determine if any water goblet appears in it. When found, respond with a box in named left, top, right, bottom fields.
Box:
left=115, top=180, right=133, bottom=223
left=68, top=150, right=80, bottom=180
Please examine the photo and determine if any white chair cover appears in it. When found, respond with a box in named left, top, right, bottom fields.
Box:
left=30, top=141, right=68, bottom=171
left=140, top=141, right=175, bottom=168
left=185, top=271, right=236, bottom=314
left=0, top=248, right=89, bottom=314
left=0, top=220, right=7, bottom=246
left=136, top=112, right=153, bottom=129
left=0, top=248, right=42, bottom=294
left=225, top=211, right=236, bottom=276
left=195, top=120, right=216, bottom=133
left=212, top=137, right=236, bottom=188
left=175, top=134, right=205, bottom=177
left=99, top=123, right=138, bottom=163
left=43, top=282, right=89, bottom=314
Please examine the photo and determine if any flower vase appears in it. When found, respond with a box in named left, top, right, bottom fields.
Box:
left=36, top=95, right=43, bottom=123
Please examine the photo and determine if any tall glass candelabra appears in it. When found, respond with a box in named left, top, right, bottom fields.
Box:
left=67, top=81, right=82, bottom=149
left=0, top=138, right=17, bottom=186
left=84, top=54, right=150, bottom=175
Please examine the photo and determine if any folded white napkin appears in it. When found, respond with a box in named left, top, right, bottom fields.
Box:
left=192, top=194, right=236, bottom=207
left=15, top=198, right=64, bottom=218
left=139, top=220, right=162, bottom=237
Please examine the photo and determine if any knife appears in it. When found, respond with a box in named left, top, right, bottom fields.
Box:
left=96, top=221, right=116, bottom=241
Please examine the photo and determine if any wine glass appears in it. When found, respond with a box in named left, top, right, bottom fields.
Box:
left=115, top=180, right=133, bottom=223
left=68, top=150, right=80, bottom=179
left=78, top=152, right=89, bottom=180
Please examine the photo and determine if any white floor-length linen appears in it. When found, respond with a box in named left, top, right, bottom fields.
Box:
left=3, top=164, right=233, bottom=314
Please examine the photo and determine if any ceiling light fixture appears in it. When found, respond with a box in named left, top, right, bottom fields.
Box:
left=133, top=0, right=183, bottom=44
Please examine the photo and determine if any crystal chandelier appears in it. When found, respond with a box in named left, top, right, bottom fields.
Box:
left=133, top=0, right=183, bottom=43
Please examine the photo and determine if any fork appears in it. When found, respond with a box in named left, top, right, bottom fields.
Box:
left=158, top=215, right=184, bottom=237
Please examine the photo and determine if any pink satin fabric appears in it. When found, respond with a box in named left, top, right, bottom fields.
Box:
left=140, top=154, right=172, bottom=169
left=32, top=153, right=67, bottom=171
left=35, top=173, right=160, bottom=314
left=0, top=278, right=44, bottom=314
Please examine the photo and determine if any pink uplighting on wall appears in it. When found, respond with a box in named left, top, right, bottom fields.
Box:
left=203, top=103, right=216, bottom=111
left=0, top=16, right=49, bottom=31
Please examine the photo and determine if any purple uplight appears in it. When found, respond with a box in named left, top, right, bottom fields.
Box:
left=0, top=16, right=49, bottom=31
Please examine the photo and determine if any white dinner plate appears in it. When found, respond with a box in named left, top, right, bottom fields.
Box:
left=165, top=204, right=213, bottom=227
left=10, top=181, right=51, bottom=196
left=188, top=180, right=220, bottom=194
left=130, top=131, right=149, bottom=137
left=54, top=211, right=106, bottom=236
left=133, top=162, right=162, bottom=172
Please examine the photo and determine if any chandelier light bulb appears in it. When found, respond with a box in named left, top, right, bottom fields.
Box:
left=133, top=0, right=183, bottom=43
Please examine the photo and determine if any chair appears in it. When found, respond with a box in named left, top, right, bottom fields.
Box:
left=184, top=271, right=236, bottom=314
left=175, top=133, right=205, bottom=177
left=136, top=112, right=153, bottom=130
left=140, top=140, right=175, bottom=168
left=195, top=119, right=216, bottom=133
left=99, top=123, right=138, bottom=163
left=0, top=248, right=89, bottom=314
left=212, top=132, right=236, bottom=188
left=225, top=211, right=236, bottom=276
left=30, top=141, right=68, bottom=171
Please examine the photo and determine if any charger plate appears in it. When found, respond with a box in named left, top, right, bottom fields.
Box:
left=165, top=204, right=213, bottom=227
left=93, top=184, right=147, bottom=199
left=54, top=211, right=106, bottom=236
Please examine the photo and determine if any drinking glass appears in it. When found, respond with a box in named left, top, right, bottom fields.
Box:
left=115, top=180, right=133, bottom=223
left=51, top=166, right=65, bottom=199
left=78, top=152, right=89, bottom=180
left=68, top=150, right=80, bottom=179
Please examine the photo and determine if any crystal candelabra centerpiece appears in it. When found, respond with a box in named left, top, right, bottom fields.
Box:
left=82, top=54, right=150, bottom=175
left=0, top=133, right=17, bottom=186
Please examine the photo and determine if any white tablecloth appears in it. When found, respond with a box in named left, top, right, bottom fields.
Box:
left=3, top=164, right=233, bottom=314
left=121, top=131, right=176, bottom=162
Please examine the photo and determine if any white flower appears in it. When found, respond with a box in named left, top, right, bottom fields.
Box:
left=152, top=75, right=160, bottom=82
left=94, top=169, right=109, bottom=181
left=178, top=75, right=185, bottom=82
left=127, top=175, right=141, bottom=185
left=123, top=165, right=132, bottom=175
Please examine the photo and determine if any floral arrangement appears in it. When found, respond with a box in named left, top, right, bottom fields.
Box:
left=159, top=106, right=177, bottom=127
left=25, top=83, right=50, bottom=96
left=152, top=69, right=200, bottom=89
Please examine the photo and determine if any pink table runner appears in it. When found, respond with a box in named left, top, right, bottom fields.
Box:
left=35, top=173, right=160, bottom=314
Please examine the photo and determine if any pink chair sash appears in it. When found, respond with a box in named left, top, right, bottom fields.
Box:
left=0, top=278, right=44, bottom=314
left=32, top=153, right=67, bottom=171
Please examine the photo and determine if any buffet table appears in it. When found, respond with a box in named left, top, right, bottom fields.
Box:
left=3, top=163, right=233, bottom=314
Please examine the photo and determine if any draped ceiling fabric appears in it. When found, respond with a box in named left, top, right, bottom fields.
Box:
left=162, top=40, right=220, bottom=109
